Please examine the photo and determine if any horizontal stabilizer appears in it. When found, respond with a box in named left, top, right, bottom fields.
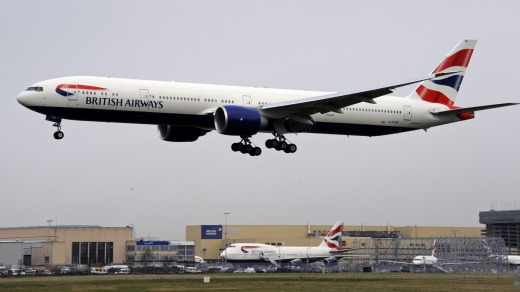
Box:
left=430, top=103, right=518, bottom=116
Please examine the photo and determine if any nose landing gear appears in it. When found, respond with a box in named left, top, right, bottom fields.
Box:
left=231, top=136, right=262, bottom=156
left=46, top=115, right=64, bottom=140
left=53, top=126, right=64, bottom=140
left=265, top=133, right=297, bottom=153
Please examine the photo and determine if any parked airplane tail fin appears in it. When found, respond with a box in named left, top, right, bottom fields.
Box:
left=409, top=39, right=477, bottom=106
left=319, top=221, right=343, bottom=250
left=431, top=239, right=437, bottom=257
left=482, top=239, right=493, bottom=258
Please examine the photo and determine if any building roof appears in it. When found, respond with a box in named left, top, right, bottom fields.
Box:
left=479, top=210, right=520, bottom=224
left=0, top=225, right=103, bottom=230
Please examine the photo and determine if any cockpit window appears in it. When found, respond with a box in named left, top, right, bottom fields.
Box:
left=26, top=86, right=43, bottom=92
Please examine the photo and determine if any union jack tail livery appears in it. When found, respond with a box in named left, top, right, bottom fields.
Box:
left=319, top=221, right=343, bottom=250
left=409, top=39, right=476, bottom=106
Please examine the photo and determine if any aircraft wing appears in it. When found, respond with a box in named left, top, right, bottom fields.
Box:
left=378, top=260, right=412, bottom=265
left=261, top=74, right=446, bottom=118
left=430, top=103, right=519, bottom=116
left=329, top=248, right=363, bottom=254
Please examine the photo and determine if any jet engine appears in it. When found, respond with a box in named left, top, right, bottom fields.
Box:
left=289, top=259, right=302, bottom=266
left=214, top=105, right=268, bottom=136
left=157, top=125, right=207, bottom=142
left=323, top=257, right=337, bottom=265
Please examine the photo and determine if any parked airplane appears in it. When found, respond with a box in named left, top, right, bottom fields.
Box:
left=381, top=239, right=478, bottom=272
left=17, top=40, right=517, bottom=156
left=219, top=221, right=357, bottom=266
left=482, top=239, right=520, bottom=265
left=195, top=256, right=205, bottom=264
left=382, top=239, right=440, bottom=267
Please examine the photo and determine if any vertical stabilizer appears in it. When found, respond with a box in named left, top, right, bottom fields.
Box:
left=319, top=221, right=344, bottom=250
left=409, top=39, right=477, bottom=106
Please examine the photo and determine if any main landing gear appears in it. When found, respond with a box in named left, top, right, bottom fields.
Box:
left=229, top=134, right=297, bottom=156
left=231, top=136, right=262, bottom=156
left=265, top=133, right=297, bottom=153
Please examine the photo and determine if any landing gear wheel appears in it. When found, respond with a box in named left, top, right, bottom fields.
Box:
left=280, top=141, right=288, bottom=150
left=230, top=136, right=262, bottom=156
left=266, top=133, right=297, bottom=154
left=249, top=147, right=262, bottom=156
left=243, top=144, right=253, bottom=154
left=53, top=131, right=64, bottom=140
left=288, top=144, right=297, bottom=153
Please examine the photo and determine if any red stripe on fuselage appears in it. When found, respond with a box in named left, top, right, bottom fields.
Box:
left=57, top=84, right=107, bottom=90
left=432, top=49, right=473, bottom=73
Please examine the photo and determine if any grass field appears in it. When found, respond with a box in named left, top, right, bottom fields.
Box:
left=0, top=273, right=518, bottom=291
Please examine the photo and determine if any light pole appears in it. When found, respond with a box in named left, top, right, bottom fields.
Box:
left=223, top=212, right=230, bottom=266
left=452, top=229, right=459, bottom=237
left=153, top=252, right=158, bottom=275
left=47, top=220, right=53, bottom=241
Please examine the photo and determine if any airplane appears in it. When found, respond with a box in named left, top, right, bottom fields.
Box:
left=194, top=255, right=205, bottom=264
left=482, top=239, right=520, bottom=266
left=381, top=239, right=440, bottom=267
left=380, top=239, right=479, bottom=272
left=17, top=39, right=517, bottom=156
left=219, top=221, right=360, bottom=266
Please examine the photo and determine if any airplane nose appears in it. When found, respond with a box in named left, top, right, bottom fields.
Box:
left=17, top=92, right=30, bottom=107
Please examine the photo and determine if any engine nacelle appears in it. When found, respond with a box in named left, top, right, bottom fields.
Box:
left=289, top=259, right=302, bottom=266
left=214, top=105, right=267, bottom=136
left=323, top=257, right=337, bottom=265
left=157, top=125, right=206, bottom=142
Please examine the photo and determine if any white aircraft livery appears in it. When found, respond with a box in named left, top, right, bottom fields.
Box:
left=17, top=40, right=517, bottom=156
left=220, top=221, right=355, bottom=266
left=483, top=239, right=520, bottom=266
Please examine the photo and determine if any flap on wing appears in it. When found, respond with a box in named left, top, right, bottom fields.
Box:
left=430, top=103, right=518, bottom=116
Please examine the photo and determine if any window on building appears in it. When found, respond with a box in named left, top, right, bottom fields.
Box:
left=72, top=242, right=113, bottom=265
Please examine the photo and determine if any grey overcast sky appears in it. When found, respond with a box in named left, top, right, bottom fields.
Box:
left=1, top=1, right=519, bottom=240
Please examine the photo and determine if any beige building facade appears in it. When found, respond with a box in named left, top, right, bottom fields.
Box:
left=186, top=224, right=483, bottom=260
left=0, top=226, right=132, bottom=266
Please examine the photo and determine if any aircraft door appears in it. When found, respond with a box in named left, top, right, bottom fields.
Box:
left=66, top=84, right=79, bottom=107
left=404, top=106, right=412, bottom=121
left=66, top=85, right=78, bottom=101
left=242, top=95, right=252, bottom=106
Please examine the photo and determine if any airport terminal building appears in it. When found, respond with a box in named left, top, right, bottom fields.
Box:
left=0, top=225, right=196, bottom=267
left=186, top=224, right=483, bottom=260
left=2, top=218, right=514, bottom=266
left=0, top=226, right=132, bottom=266
left=480, top=209, right=520, bottom=255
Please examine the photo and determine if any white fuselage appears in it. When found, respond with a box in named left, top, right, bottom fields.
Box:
left=17, top=76, right=459, bottom=136
left=506, top=255, right=520, bottom=265
left=412, top=255, right=438, bottom=265
left=220, top=243, right=336, bottom=262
